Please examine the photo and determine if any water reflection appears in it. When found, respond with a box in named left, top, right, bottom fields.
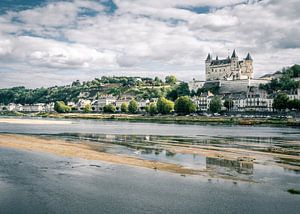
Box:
left=206, top=157, right=254, bottom=175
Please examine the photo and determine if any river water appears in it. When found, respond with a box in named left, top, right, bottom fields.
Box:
left=0, top=117, right=300, bottom=213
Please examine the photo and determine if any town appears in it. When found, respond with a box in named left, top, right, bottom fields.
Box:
left=1, top=50, right=300, bottom=117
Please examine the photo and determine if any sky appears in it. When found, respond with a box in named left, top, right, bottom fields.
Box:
left=0, top=0, right=299, bottom=88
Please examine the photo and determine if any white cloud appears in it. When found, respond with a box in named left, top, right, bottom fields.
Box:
left=0, top=0, right=299, bottom=87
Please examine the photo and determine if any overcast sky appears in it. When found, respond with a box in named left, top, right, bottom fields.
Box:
left=0, top=0, right=299, bottom=88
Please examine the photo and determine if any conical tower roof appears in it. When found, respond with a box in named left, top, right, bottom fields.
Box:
left=206, top=53, right=211, bottom=61
left=231, top=49, right=237, bottom=58
left=245, top=53, right=252, bottom=60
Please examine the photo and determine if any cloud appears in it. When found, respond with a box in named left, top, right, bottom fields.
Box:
left=0, top=0, right=299, bottom=88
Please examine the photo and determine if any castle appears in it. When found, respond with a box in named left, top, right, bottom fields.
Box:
left=205, top=50, right=253, bottom=81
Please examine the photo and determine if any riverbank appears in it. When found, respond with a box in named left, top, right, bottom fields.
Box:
left=31, top=112, right=300, bottom=126
left=2, top=111, right=300, bottom=126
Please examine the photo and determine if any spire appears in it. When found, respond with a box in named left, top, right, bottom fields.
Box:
left=216, top=56, right=219, bottom=61
left=205, top=53, right=211, bottom=61
left=231, top=49, right=237, bottom=58
left=245, top=53, right=252, bottom=60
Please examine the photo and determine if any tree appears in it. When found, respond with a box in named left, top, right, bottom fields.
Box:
left=83, top=103, right=92, bottom=113
left=166, top=82, right=190, bottom=101
left=165, top=75, right=177, bottom=84
left=154, top=77, right=162, bottom=86
left=103, top=103, right=116, bottom=113
left=273, top=92, right=289, bottom=111
left=287, top=99, right=300, bottom=111
left=128, top=100, right=139, bottom=114
left=121, top=102, right=128, bottom=113
left=54, top=101, right=71, bottom=113
left=149, top=103, right=157, bottom=115
left=209, top=97, right=222, bottom=113
left=156, top=97, right=174, bottom=114
left=224, top=99, right=234, bottom=111
left=174, top=96, right=196, bottom=115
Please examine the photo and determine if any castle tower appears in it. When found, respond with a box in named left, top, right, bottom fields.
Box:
left=243, top=53, right=253, bottom=79
left=205, top=53, right=212, bottom=80
left=230, top=50, right=239, bottom=80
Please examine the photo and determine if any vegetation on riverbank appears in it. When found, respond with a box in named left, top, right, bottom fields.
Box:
left=14, top=112, right=297, bottom=127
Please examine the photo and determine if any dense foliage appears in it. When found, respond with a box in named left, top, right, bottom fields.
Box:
left=121, top=103, right=128, bottom=113
left=103, top=103, right=116, bottom=113
left=0, top=76, right=176, bottom=105
left=165, top=75, right=177, bottom=84
left=273, top=93, right=289, bottom=111
left=174, top=96, right=196, bottom=115
left=83, top=104, right=92, bottom=113
left=287, top=99, right=300, bottom=111
left=259, top=65, right=300, bottom=93
left=128, top=100, right=139, bottom=114
left=209, top=97, right=222, bottom=113
left=156, top=97, right=174, bottom=114
left=166, top=82, right=190, bottom=101
left=54, top=101, right=71, bottom=113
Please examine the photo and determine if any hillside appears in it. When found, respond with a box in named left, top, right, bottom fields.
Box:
left=0, top=76, right=175, bottom=105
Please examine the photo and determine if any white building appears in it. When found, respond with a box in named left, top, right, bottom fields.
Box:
left=192, top=91, right=214, bottom=111
left=96, top=96, right=116, bottom=111
left=188, top=80, right=205, bottom=92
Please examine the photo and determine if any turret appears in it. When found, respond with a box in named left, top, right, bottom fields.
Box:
left=205, top=53, right=212, bottom=80
left=245, top=53, right=253, bottom=61
left=205, top=53, right=211, bottom=62
left=230, top=49, right=239, bottom=79
left=231, top=49, right=238, bottom=59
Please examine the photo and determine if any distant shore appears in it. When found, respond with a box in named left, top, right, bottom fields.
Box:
left=1, top=111, right=300, bottom=126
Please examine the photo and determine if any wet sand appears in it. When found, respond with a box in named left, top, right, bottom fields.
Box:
left=0, top=134, right=201, bottom=175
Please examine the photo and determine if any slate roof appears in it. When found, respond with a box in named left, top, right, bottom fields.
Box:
left=210, top=58, right=231, bottom=65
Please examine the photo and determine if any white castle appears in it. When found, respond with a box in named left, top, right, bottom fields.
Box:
left=205, top=50, right=253, bottom=81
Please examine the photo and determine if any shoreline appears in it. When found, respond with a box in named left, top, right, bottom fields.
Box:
left=1, top=112, right=300, bottom=127
left=0, top=132, right=299, bottom=182
left=0, top=134, right=201, bottom=176
left=0, top=133, right=262, bottom=182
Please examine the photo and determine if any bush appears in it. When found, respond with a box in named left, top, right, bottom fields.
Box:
left=156, top=97, right=174, bottom=114
left=103, top=103, right=116, bottom=113
left=209, top=97, right=222, bottom=113
left=83, top=103, right=92, bottom=113
left=273, top=92, right=289, bottom=111
left=174, top=96, right=196, bottom=115
left=54, top=101, right=71, bottom=113
left=165, top=75, right=177, bottom=84
left=287, top=99, right=300, bottom=111
left=149, top=103, right=157, bottom=115
left=121, top=102, right=128, bottom=113
left=128, top=100, right=139, bottom=114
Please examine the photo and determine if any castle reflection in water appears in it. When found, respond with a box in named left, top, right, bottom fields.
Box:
left=206, top=157, right=254, bottom=175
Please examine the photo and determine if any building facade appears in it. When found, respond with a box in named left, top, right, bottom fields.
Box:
left=205, top=50, right=253, bottom=81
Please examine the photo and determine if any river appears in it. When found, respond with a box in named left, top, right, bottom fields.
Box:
left=0, top=117, right=299, bottom=213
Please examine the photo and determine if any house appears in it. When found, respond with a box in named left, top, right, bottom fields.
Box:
left=192, top=91, right=214, bottom=111
left=76, top=99, right=91, bottom=111
left=95, top=95, right=116, bottom=111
